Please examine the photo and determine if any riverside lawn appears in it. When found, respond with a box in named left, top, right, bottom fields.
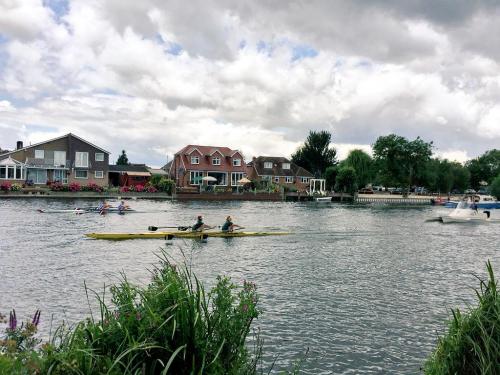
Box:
left=0, top=250, right=306, bottom=375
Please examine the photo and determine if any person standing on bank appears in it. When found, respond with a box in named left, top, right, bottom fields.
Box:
left=221, top=216, right=243, bottom=232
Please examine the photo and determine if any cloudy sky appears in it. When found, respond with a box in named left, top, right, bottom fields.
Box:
left=1, top=0, right=500, bottom=166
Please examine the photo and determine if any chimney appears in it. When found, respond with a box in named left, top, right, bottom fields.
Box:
left=16, top=141, right=23, bottom=150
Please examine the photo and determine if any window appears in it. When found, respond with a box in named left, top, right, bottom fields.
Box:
left=190, top=171, right=203, bottom=185
left=54, top=151, right=66, bottom=167
left=282, top=163, right=291, bottom=170
left=191, top=156, right=199, bottom=164
left=27, top=169, right=47, bottom=184
left=232, top=158, right=241, bottom=166
left=75, top=170, right=88, bottom=179
left=75, top=152, right=89, bottom=168
left=212, top=157, right=221, bottom=165
left=0, top=167, right=5, bottom=179
left=301, top=177, right=310, bottom=183
left=274, top=176, right=280, bottom=183
left=264, top=162, right=273, bottom=169
left=207, top=172, right=227, bottom=185
left=231, top=172, right=245, bottom=186
left=54, top=169, right=67, bottom=184
left=35, top=150, right=44, bottom=159
left=95, top=153, right=104, bottom=162
left=95, top=171, right=104, bottom=179
left=285, top=176, right=293, bottom=183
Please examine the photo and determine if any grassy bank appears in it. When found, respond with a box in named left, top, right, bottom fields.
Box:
left=424, top=260, right=500, bottom=374
left=0, top=251, right=293, bottom=374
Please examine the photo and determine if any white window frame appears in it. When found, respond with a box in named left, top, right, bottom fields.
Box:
left=35, top=149, right=44, bottom=159
left=54, top=151, right=66, bottom=167
left=231, top=172, right=245, bottom=186
left=301, top=177, right=310, bottom=183
left=285, top=176, right=293, bottom=184
left=232, top=158, right=241, bottom=166
left=282, top=163, right=291, bottom=170
left=75, top=152, right=89, bottom=168
left=190, top=171, right=203, bottom=185
left=264, top=162, right=273, bottom=169
left=274, top=176, right=280, bottom=183
left=95, top=153, right=104, bottom=162
left=191, top=156, right=200, bottom=165
left=212, top=157, right=221, bottom=166
left=53, top=169, right=68, bottom=184
left=95, top=170, right=104, bottom=179
left=75, top=170, right=88, bottom=179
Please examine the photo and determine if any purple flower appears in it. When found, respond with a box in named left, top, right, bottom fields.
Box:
left=32, top=310, right=41, bottom=327
left=8, top=309, right=17, bottom=330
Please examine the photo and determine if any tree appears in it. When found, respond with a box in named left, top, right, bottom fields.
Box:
left=466, top=149, right=500, bottom=189
left=291, top=130, right=337, bottom=177
left=116, top=150, right=130, bottom=165
left=324, top=166, right=338, bottom=191
left=344, top=149, right=373, bottom=189
left=372, top=134, right=433, bottom=194
left=335, top=166, right=357, bottom=196
left=491, top=174, right=500, bottom=200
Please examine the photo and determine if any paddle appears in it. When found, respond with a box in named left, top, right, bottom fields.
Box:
left=148, top=225, right=192, bottom=232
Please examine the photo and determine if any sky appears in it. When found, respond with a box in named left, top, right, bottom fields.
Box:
left=1, top=0, right=500, bottom=167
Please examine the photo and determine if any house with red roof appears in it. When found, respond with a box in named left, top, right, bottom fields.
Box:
left=169, top=145, right=246, bottom=190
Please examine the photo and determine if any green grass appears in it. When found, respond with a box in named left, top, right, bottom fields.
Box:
left=424, top=260, right=500, bottom=375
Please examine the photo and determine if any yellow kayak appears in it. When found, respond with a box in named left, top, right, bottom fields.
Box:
left=85, top=231, right=291, bottom=240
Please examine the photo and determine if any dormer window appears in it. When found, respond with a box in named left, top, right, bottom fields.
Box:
left=233, top=158, right=241, bottom=166
left=264, top=162, right=273, bottom=169
left=282, top=163, right=290, bottom=169
left=212, top=156, right=221, bottom=165
left=191, top=156, right=199, bottom=164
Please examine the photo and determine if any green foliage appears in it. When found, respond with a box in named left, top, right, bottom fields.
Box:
left=324, top=166, right=338, bottom=190
left=149, top=174, right=163, bottom=187
left=424, top=261, right=500, bottom=375
left=116, top=150, right=130, bottom=166
left=335, top=166, right=358, bottom=194
left=466, top=149, right=500, bottom=189
left=291, top=130, right=337, bottom=177
left=372, top=134, right=432, bottom=192
left=343, top=149, right=373, bottom=188
left=155, top=177, right=175, bottom=194
left=424, top=158, right=470, bottom=194
left=490, top=174, right=500, bottom=200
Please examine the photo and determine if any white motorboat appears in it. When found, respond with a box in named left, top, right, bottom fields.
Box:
left=315, top=197, right=332, bottom=203
left=440, top=200, right=491, bottom=224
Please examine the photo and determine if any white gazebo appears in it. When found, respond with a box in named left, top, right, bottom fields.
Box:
left=308, top=178, right=326, bottom=196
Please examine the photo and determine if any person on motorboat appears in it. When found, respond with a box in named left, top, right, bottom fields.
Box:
left=221, top=216, right=243, bottom=232
left=192, top=215, right=214, bottom=232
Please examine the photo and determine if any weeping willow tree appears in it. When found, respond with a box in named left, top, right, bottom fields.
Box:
left=343, top=149, right=373, bottom=189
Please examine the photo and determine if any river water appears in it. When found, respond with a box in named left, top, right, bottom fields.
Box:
left=0, top=199, right=499, bottom=374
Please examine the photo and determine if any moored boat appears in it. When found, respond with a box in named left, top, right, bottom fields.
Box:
left=444, top=195, right=500, bottom=209
left=85, top=231, right=291, bottom=240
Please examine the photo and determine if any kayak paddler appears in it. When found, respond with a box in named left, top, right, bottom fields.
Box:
left=221, top=216, right=243, bottom=232
left=192, top=215, right=214, bottom=232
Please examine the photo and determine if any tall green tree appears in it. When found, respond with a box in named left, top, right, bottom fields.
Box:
left=116, top=150, right=130, bottom=165
left=291, top=130, right=337, bottom=177
left=324, top=166, right=338, bottom=190
left=344, top=149, right=373, bottom=188
left=465, top=149, right=500, bottom=189
left=372, top=134, right=433, bottom=194
left=491, top=174, right=500, bottom=199
left=335, top=166, right=357, bottom=196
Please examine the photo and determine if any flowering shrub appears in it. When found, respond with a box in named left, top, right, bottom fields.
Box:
left=147, top=185, right=158, bottom=193
left=50, top=181, right=66, bottom=191
left=1, top=182, right=12, bottom=192
left=68, top=182, right=81, bottom=192
left=10, top=183, right=22, bottom=192
left=84, top=182, right=104, bottom=193
left=119, top=186, right=129, bottom=193
left=134, top=184, right=144, bottom=192
left=127, top=185, right=136, bottom=192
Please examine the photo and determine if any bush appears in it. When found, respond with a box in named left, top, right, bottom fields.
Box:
left=146, top=185, right=158, bottom=193
left=83, top=182, right=104, bottom=193
left=149, top=174, right=163, bottom=187
left=119, top=186, right=129, bottom=193
left=50, top=182, right=66, bottom=191
left=10, top=183, right=22, bottom=192
left=424, top=260, right=500, bottom=374
left=68, top=182, right=81, bottom=192
left=134, top=184, right=144, bottom=192
left=1, top=252, right=262, bottom=374
left=156, top=177, right=175, bottom=194
left=1, top=181, right=12, bottom=192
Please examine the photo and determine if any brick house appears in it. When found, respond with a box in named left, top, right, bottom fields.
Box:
left=246, top=156, right=314, bottom=192
left=0, top=133, right=110, bottom=187
left=169, top=145, right=246, bottom=190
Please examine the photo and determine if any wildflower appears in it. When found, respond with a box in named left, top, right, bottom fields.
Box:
left=32, top=309, right=41, bottom=327
left=136, top=312, right=142, bottom=320
left=8, top=309, right=17, bottom=331
left=242, top=304, right=249, bottom=313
